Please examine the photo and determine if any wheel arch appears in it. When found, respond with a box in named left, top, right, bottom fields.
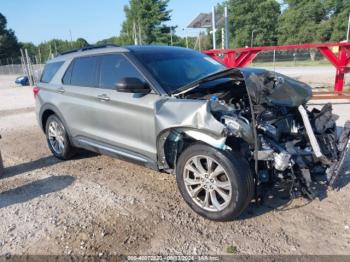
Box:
left=39, top=104, right=72, bottom=138
left=156, top=127, right=228, bottom=172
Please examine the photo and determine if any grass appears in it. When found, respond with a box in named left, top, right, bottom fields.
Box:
left=251, top=59, right=331, bottom=68
left=226, top=245, right=238, bottom=254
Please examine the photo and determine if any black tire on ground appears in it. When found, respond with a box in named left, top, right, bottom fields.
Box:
left=176, top=143, right=254, bottom=221
left=45, top=114, right=77, bottom=160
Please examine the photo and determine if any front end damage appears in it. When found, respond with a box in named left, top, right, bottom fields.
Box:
left=156, top=68, right=350, bottom=201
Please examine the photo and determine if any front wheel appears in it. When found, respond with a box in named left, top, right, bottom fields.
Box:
left=176, top=143, right=254, bottom=221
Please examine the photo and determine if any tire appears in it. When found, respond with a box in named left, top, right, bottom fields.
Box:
left=45, top=115, right=76, bottom=160
left=176, top=143, right=254, bottom=221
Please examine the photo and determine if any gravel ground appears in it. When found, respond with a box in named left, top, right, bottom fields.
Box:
left=0, top=72, right=350, bottom=256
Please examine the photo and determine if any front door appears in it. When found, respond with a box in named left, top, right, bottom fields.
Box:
left=93, top=53, right=160, bottom=161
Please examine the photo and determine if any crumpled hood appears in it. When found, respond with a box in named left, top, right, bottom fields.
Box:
left=240, top=68, right=312, bottom=107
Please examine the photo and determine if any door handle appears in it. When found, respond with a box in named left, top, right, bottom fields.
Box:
left=97, top=94, right=110, bottom=102
left=57, top=87, right=65, bottom=94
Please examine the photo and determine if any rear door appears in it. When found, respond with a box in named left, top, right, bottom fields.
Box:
left=60, top=55, right=103, bottom=141
left=93, top=53, right=160, bottom=161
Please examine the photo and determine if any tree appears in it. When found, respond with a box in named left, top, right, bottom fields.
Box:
left=20, top=42, right=37, bottom=57
left=277, top=0, right=328, bottom=44
left=121, top=0, right=172, bottom=45
left=326, top=0, right=350, bottom=41
left=0, top=13, right=21, bottom=62
left=76, top=38, right=89, bottom=48
left=227, top=0, right=280, bottom=47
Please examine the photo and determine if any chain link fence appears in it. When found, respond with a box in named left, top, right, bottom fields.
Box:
left=0, top=62, right=44, bottom=76
left=0, top=50, right=45, bottom=85
left=252, top=49, right=326, bottom=65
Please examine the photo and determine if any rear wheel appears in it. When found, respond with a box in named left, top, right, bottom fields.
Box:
left=176, top=143, right=254, bottom=221
left=45, top=115, right=76, bottom=160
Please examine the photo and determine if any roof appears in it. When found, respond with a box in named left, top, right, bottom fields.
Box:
left=124, top=45, right=190, bottom=53
left=48, top=45, right=192, bottom=63
left=49, top=45, right=129, bottom=63
left=188, top=13, right=224, bottom=29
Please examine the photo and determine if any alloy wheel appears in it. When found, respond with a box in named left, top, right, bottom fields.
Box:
left=48, top=120, right=65, bottom=155
left=183, top=155, right=232, bottom=212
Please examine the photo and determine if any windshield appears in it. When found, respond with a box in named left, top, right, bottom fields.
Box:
left=132, top=48, right=226, bottom=94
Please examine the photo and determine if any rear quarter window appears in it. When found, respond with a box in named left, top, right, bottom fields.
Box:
left=40, top=61, right=64, bottom=83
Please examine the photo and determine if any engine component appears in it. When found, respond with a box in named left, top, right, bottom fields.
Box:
left=256, top=149, right=274, bottom=160
left=274, top=152, right=292, bottom=171
left=258, top=123, right=278, bottom=139
left=312, top=103, right=337, bottom=134
left=298, top=105, right=328, bottom=162
left=259, top=170, right=270, bottom=182
left=222, top=115, right=254, bottom=144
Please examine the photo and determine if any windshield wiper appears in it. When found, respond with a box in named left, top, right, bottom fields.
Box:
left=171, top=68, right=238, bottom=96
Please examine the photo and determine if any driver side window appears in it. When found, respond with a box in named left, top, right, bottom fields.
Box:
left=99, top=54, right=144, bottom=90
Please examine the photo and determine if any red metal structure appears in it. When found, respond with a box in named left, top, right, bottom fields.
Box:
left=204, top=42, right=350, bottom=92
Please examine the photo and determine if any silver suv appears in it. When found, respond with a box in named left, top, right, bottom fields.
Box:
left=35, top=45, right=350, bottom=221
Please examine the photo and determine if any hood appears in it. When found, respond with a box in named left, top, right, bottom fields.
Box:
left=240, top=68, right=312, bottom=107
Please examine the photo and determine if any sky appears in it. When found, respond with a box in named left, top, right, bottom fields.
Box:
left=0, top=0, right=222, bottom=45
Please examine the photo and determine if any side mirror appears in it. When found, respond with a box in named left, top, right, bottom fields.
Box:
left=116, top=77, right=151, bottom=94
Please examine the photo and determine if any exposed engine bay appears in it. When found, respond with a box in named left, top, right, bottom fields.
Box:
left=171, top=68, right=350, bottom=201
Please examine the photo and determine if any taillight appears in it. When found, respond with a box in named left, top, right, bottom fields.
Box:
left=33, top=86, right=40, bottom=98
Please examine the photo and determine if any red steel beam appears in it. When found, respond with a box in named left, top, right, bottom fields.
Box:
left=204, top=42, right=350, bottom=92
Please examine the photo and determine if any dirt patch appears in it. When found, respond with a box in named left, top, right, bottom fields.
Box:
left=0, top=114, right=350, bottom=256
left=0, top=74, right=350, bottom=256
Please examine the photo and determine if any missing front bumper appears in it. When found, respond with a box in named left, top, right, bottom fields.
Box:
left=327, top=121, right=350, bottom=186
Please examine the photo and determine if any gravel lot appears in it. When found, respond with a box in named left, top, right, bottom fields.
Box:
left=0, top=71, right=350, bottom=256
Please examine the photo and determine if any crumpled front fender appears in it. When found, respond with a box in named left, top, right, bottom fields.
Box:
left=155, top=98, right=228, bottom=169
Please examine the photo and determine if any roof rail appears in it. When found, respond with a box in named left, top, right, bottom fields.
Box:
left=58, top=44, right=120, bottom=56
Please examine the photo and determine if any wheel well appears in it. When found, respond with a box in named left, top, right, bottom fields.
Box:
left=41, top=109, right=55, bottom=133
left=161, top=130, right=250, bottom=171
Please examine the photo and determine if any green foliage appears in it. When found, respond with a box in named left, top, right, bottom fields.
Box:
left=121, top=0, right=172, bottom=45
left=328, top=0, right=350, bottom=41
left=227, top=0, right=281, bottom=47
left=278, top=0, right=350, bottom=44
left=0, top=12, right=21, bottom=61
left=19, top=38, right=90, bottom=63
left=226, top=245, right=238, bottom=254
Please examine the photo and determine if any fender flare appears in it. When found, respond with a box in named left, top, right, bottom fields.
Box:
left=156, top=127, right=228, bottom=170
left=39, top=103, right=73, bottom=138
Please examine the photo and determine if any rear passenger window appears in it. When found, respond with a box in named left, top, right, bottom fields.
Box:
left=70, top=56, right=99, bottom=87
left=40, top=61, right=64, bottom=83
left=99, top=54, right=144, bottom=89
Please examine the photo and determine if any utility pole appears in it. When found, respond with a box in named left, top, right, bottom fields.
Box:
left=224, top=6, right=229, bottom=49
left=38, top=47, right=42, bottom=64
left=69, top=29, right=73, bottom=47
left=25, top=49, right=34, bottom=86
left=133, top=21, right=138, bottom=45
left=54, top=41, right=58, bottom=56
left=198, top=32, right=202, bottom=51
left=212, top=6, right=216, bottom=49
left=221, top=28, right=225, bottom=49
left=182, top=28, right=189, bottom=48
left=138, top=18, right=142, bottom=45
left=20, top=49, right=29, bottom=79
left=251, top=29, right=257, bottom=47
left=170, top=27, right=173, bottom=46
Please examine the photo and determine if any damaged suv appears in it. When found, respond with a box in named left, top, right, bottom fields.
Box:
left=36, top=45, right=350, bottom=221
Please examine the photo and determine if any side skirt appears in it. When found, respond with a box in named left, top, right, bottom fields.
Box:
left=74, top=136, right=159, bottom=171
